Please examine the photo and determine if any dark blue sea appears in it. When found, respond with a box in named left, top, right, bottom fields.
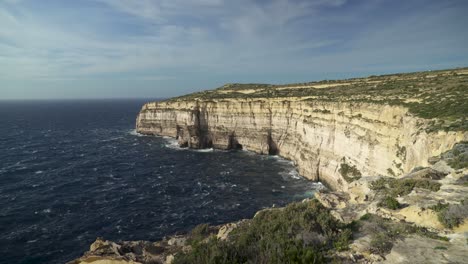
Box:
left=0, top=99, right=322, bottom=264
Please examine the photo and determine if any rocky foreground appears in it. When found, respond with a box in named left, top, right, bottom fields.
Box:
left=70, top=68, right=468, bottom=263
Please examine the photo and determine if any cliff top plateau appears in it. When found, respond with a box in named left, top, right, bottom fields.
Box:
left=169, top=67, right=468, bottom=132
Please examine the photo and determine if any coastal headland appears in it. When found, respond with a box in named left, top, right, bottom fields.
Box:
left=71, top=67, right=468, bottom=263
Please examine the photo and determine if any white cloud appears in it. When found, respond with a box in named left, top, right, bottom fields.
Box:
left=0, top=0, right=465, bottom=88
left=0, top=0, right=344, bottom=81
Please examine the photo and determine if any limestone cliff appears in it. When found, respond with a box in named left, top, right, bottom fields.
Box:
left=136, top=68, right=468, bottom=190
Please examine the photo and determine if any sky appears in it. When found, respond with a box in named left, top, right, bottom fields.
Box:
left=1, top=0, right=468, bottom=99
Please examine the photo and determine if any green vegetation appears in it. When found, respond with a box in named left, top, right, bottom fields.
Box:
left=167, top=68, right=468, bottom=132
left=396, top=145, right=407, bottom=160
left=442, top=141, right=468, bottom=169
left=430, top=200, right=468, bottom=229
left=312, top=109, right=331, bottom=114
left=434, top=246, right=448, bottom=250
left=358, top=214, right=448, bottom=255
left=188, top=223, right=211, bottom=245
left=174, top=203, right=451, bottom=263
left=387, top=168, right=396, bottom=176
left=456, top=175, right=468, bottom=186
left=370, top=177, right=441, bottom=198
left=339, top=162, right=362, bottom=183
left=174, top=200, right=352, bottom=264
left=378, top=196, right=401, bottom=210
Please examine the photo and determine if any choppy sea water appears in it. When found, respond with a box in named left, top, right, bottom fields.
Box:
left=0, top=100, right=322, bottom=264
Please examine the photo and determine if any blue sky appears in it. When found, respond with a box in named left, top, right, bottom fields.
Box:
left=1, top=0, right=467, bottom=99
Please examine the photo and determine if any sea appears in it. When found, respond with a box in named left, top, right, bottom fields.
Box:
left=0, top=99, right=322, bottom=264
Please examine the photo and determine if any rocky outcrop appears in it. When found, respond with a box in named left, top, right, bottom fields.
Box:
left=67, top=236, right=187, bottom=264
left=137, top=98, right=466, bottom=190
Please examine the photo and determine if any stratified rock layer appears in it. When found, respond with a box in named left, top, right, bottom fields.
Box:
left=137, top=98, right=466, bottom=190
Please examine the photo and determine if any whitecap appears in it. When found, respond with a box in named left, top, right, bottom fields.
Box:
left=42, top=209, right=51, bottom=214
left=310, top=182, right=325, bottom=190
left=270, top=155, right=282, bottom=160
left=128, top=129, right=144, bottom=137
left=35, top=170, right=44, bottom=174
left=163, top=137, right=182, bottom=150
left=191, top=148, right=214, bottom=153
left=100, top=136, right=124, bottom=142
left=220, top=170, right=232, bottom=176
left=287, top=169, right=301, bottom=179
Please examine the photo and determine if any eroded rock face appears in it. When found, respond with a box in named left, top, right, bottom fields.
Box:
left=67, top=236, right=189, bottom=264
left=136, top=99, right=466, bottom=190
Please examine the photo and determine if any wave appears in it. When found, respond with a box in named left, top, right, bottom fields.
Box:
left=162, top=136, right=183, bottom=150
left=310, top=182, right=325, bottom=189
left=128, top=129, right=144, bottom=137
left=100, top=136, right=124, bottom=142
left=191, top=148, right=214, bottom=153
left=284, top=169, right=301, bottom=179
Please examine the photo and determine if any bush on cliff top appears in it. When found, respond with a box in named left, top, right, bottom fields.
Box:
left=370, top=177, right=441, bottom=198
left=444, top=141, right=468, bottom=169
left=430, top=200, right=468, bottom=229
left=174, top=199, right=353, bottom=264
left=378, top=196, right=401, bottom=210
left=359, top=213, right=448, bottom=255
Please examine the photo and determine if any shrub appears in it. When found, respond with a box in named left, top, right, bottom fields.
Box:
left=339, top=163, right=362, bottom=182
left=431, top=200, right=468, bottom=229
left=447, top=153, right=468, bottom=169
left=440, top=141, right=468, bottom=169
left=370, top=233, right=393, bottom=254
left=370, top=178, right=441, bottom=198
left=359, top=213, right=372, bottom=221
left=379, top=196, right=401, bottom=210
left=174, top=200, right=352, bottom=264
left=359, top=214, right=448, bottom=255
left=434, top=246, right=447, bottom=250
left=333, top=228, right=353, bottom=251
left=188, top=223, right=211, bottom=245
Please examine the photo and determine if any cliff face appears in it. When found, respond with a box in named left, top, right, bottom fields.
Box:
left=136, top=98, right=466, bottom=190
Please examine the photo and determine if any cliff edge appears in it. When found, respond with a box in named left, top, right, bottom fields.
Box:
left=136, top=68, right=467, bottom=190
